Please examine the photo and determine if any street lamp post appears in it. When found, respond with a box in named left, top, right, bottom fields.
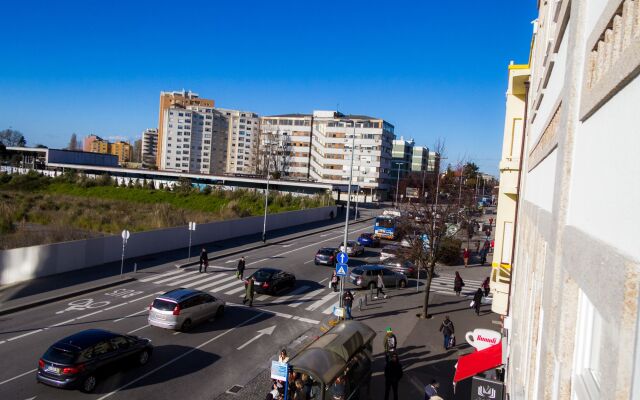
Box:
left=394, top=162, right=401, bottom=209
left=262, top=169, right=270, bottom=243
left=340, top=119, right=357, bottom=308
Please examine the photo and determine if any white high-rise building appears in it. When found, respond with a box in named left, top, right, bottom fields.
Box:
left=216, top=108, right=260, bottom=174
left=159, top=105, right=228, bottom=174
left=141, top=128, right=158, bottom=168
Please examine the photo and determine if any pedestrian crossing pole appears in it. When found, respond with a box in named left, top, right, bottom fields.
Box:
left=340, top=119, right=357, bottom=308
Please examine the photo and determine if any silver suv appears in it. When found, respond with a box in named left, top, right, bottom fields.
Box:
left=148, top=288, right=225, bottom=331
left=348, top=265, right=407, bottom=289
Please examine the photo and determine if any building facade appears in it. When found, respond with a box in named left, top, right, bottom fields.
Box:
left=259, top=114, right=312, bottom=179
left=410, top=145, right=429, bottom=173
left=156, top=90, right=214, bottom=169
left=217, top=108, right=260, bottom=174
left=500, top=1, right=640, bottom=399
left=83, top=134, right=101, bottom=152
left=159, top=105, right=228, bottom=174
left=391, top=138, right=414, bottom=178
left=141, top=128, right=158, bottom=168
left=89, top=138, right=109, bottom=154
left=109, top=141, right=132, bottom=164
left=427, top=151, right=440, bottom=173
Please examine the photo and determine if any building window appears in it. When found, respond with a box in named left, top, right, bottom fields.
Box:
left=572, top=290, right=603, bottom=398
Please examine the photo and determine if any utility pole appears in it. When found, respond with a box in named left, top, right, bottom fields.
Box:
left=395, top=163, right=401, bottom=209
left=262, top=166, right=270, bottom=243
left=340, top=119, right=357, bottom=308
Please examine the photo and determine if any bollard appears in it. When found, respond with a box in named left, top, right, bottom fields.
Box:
left=134, top=263, right=137, bottom=273
left=359, top=296, right=364, bottom=311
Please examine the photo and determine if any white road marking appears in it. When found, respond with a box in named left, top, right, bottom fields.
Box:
left=224, top=285, right=246, bottom=295
left=6, top=329, right=43, bottom=342
left=103, top=302, right=129, bottom=311
left=154, top=270, right=198, bottom=284
left=282, top=243, right=294, bottom=248
left=210, top=280, right=242, bottom=293
left=194, top=274, right=237, bottom=290
left=75, top=309, right=105, bottom=320
left=226, top=302, right=320, bottom=324
left=96, top=312, right=266, bottom=400
left=113, top=309, right=147, bottom=323
left=236, top=325, right=276, bottom=350
left=225, top=259, right=236, bottom=263
left=163, top=273, right=216, bottom=286
left=248, top=258, right=269, bottom=265
left=0, top=368, right=37, bottom=386
left=319, top=278, right=328, bottom=284
left=139, top=269, right=183, bottom=282
left=127, top=324, right=150, bottom=334
left=289, top=288, right=325, bottom=308
left=173, top=331, right=181, bottom=336
left=304, top=259, right=315, bottom=264
left=306, top=292, right=338, bottom=311
left=256, top=294, right=271, bottom=301
left=48, top=318, right=77, bottom=328
left=181, top=274, right=225, bottom=288
left=274, top=286, right=310, bottom=304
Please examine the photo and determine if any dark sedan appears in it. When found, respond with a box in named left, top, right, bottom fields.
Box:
left=37, top=329, right=152, bottom=393
left=357, top=233, right=380, bottom=248
left=246, top=268, right=296, bottom=295
left=314, top=247, right=338, bottom=266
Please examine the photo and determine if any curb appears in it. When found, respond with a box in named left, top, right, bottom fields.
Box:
left=0, top=276, right=136, bottom=317
left=174, top=216, right=375, bottom=269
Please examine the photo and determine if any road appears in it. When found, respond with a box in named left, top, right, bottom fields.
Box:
left=0, top=216, right=380, bottom=400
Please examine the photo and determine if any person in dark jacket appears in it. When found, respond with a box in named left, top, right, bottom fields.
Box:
left=237, top=256, right=246, bottom=280
left=473, top=288, right=484, bottom=315
left=453, top=271, right=464, bottom=296
left=343, top=290, right=354, bottom=320
left=199, top=248, right=208, bottom=273
left=439, top=315, right=455, bottom=350
left=384, top=353, right=403, bottom=400
left=482, top=277, right=490, bottom=297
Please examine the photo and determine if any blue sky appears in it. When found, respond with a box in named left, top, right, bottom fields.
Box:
left=0, top=0, right=536, bottom=175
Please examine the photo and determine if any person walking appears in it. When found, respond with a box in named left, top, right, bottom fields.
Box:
left=384, top=353, right=403, bottom=400
left=439, top=315, right=455, bottom=350
left=236, top=256, right=246, bottom=280
left=472, top=288, right=483, bottom=316
left=243, top=276, right=255, bottom=306
left=482, top=277, right=490, bottom=297
left=199, top=248, right=209, bottom=273
left=463, top=247, right=470, bottom=268
left=278, top=349, right=289, bottom=363
left=375, top=271, right=387, bottom=299
left=383, top=327, right=397, bottom=360
left=453, top=271, right=464, bottom=296
left=481, top=239, right=490, bottom=265
left=424, top=380, right=440, bottom=400
left=330, top=271, right=340, bottom=292
left=343, top=290, right=354, bottom=320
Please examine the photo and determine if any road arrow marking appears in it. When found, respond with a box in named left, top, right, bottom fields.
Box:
left=236, top=325, right=276, bottom=350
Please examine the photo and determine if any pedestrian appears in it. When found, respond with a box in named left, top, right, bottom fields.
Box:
left=453, top=271, right=464, bottom=296
left=489, top=217, right=493, bottom=226
left=475, top=240, right=480, bottom=254
left=375, top=271, right=387, bottom=299
left=463, top=247, right=470, bottom=268
left=199, top=248, right=208, bottom=273
left=268, top=382, right=280, bottom=399
left=293, top=379, right=307, bottom=400
left=424, top=379, right=440, bottom=400
left=384, top=353, right=403, bottom=400
left=237, top=256, right=246, bottom=280
left=278, top=349, right=289, bottom=363
left=343, top=290, right=354, bottom=320
left=439, top=315, right=455, bottom=350
left=482, top=277, right=490, bottom=297
left=243, top=276, right=255, bottom=306
left=330, top=375, right=346, bottom=400
left=481, top=239, right=490, bottom=265
left=472, top=288, right=483, bottom=316
left=383, top=327, right=397, bottom=359
left=330, top=271, right=340, bottom=292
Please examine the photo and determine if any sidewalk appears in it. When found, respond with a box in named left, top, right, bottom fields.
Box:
left=0, top=210, right=373, bottom=316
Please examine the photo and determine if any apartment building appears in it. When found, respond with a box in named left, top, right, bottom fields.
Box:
left=260, top=114, right=312, bottom=179
left=141, top=128, right=158, bottom=168
left=156, top=90, right=214, bottom=168
left=109, top=141, right=132, bottom=164
left=391, top=138, right=414, bottom=178
left=498, top=1, right=640, bottom=399
left=89, top=138, right=109, bottom=154
left=427, top=151, right=440, bottom=173
left=159, top=105, right=228, bottom=174
left=410, top=145, right=429, bottom=173
left=83, top=134, right=101, bottom=152
left=217, top=108, right=260, bottom=174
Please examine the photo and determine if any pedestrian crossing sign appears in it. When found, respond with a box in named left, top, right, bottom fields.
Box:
left=336, top=263, right=348, bottom=276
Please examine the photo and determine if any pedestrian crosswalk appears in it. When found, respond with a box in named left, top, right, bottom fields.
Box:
left=138, top=268, right=342, bottom=315
left=428, top=274, right=490, bottom=298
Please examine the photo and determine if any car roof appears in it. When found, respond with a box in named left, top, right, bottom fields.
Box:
left=359, top=265, right=385, bottom=271
left=54, top=329, right=119, bottom=350
left=255, top=267, right=281, bottom=274
left=318, top=247, right=337, bottom=251
left=158, top=288, right=202, bottom=302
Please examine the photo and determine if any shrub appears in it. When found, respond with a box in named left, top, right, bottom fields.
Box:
left=438, top=237, right=462, bottom=265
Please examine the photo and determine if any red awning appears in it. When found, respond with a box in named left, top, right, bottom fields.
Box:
left=453, top=343, right=503, bottom=383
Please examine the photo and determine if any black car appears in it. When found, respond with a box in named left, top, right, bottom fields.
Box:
left=314, top=247, right=338, bottom=266
left=37, top=329, right=152, bottom=393
left=246, top=268, right=296, bottom=295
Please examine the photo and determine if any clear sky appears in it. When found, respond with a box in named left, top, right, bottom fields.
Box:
left=0, top=0, right=536, bottom=175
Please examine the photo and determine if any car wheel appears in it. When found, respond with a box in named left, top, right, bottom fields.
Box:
left=368, top=282, right=376, bottom=290
left=81, top=374, right=97, bottom=393
left=314, top=261, right=319, bottom=265
left=399, top=280, right=407, bottom=288
left=180, top=318, right=193, bottom=332
left=138, top=349, right=150, bottom=365
left=216, top=305, right=225, bottom=318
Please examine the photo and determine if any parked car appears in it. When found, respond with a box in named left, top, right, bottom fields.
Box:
left=246, top=268, right=296, bottom=295
left=315, top=247, right=338, bottom=266
left=382, top=257, right=418, bottom=278
left=379, top=245, right=401, bottom=261
left=148, top=288, right=225, bottom=331
left=348, top=265, right=407, bottom=289
left=37, top=329, right=153, bottom=393
left=339, top=240, right=365, bottom=256
left=357, top=233, right=380, bottom=248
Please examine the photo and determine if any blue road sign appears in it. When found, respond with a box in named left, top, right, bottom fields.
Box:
left=336, top=263, right=348, bottom=276
left=337, top=252, right=349, bottom=264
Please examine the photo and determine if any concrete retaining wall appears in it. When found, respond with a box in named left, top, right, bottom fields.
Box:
left=0, top=206, right=337, bottom=286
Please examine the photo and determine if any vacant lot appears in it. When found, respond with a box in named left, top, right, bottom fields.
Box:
left=0, top=172, right=331, bottom=249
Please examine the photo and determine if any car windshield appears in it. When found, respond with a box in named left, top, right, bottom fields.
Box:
left=253, top=270, right=274, bottom=281
left=351, top=268, right=364, bottom=275
left=44, top=347, right=78, bottom=364
left=318, top=249, right=334, bottom=255
left=375, top=217, right=395, bottom=228
left=152, top=299, right=176, bottom=311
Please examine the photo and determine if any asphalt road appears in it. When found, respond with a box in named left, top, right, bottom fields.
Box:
left=0, top=217, right=381, bottom=400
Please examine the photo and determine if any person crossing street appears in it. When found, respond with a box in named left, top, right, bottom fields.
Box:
left=236, top=256, right=246, bottom=280
left=243, top=276, right=255, bottom=307
left=472, top=288, right=483, bottom=316
left=199, top=248, right=209, bottom=273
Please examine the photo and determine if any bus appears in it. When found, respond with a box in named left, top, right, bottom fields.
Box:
left=373, top=215, right=397, bottom=240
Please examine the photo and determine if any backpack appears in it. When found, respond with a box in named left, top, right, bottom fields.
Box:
left=387, top=334, right=397, bottom=351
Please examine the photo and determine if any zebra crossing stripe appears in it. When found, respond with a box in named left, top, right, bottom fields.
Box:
left=139, top=269, right=183, bottom=282
left=194, top=274, right=237, bottom=291
left=274, top=286, right=311, bottom=304
left=180, top=274, right=223, bottom=288
left=210, top=279, right=243, bottom=293
left=165, top=272, right=219, bottom=286
left=256, top=294, right=271, bottom=301
left=289, top=288, right=325, bottom=308
left=306, top=292, right=338, bottom=311
left=225, top=285, right=247, bottom=295
left=322, top=302, right=338, bottom=315
left=154, top=271, right=198, bottom=284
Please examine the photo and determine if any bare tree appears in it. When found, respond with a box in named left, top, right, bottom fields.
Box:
left=258, top=128, right=291, bottom=179
left=0, top=129, right=26, bottom=147
left=68, top=133, right=78, bottom=150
